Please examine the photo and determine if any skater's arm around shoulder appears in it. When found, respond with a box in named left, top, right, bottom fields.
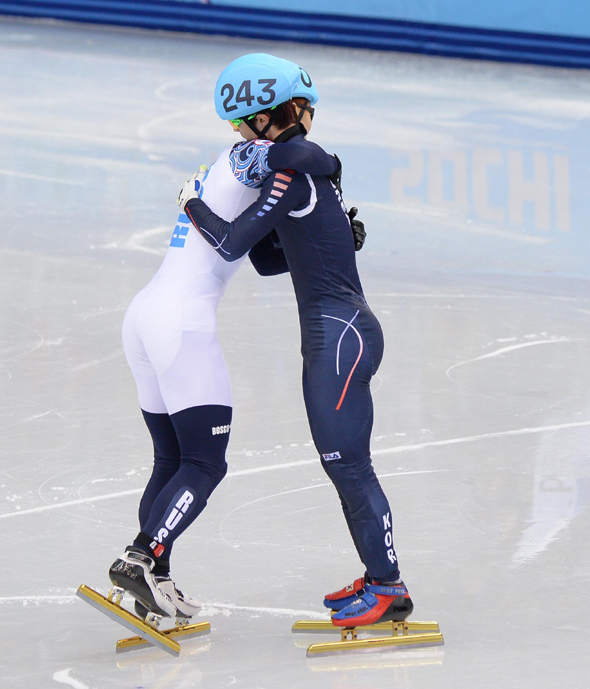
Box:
left=185, top=171, right=306, bottom=262
left=267, top=138, right=339, bottom=178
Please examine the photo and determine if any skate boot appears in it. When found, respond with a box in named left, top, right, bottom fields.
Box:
left=323, top=574, right=366, bottom=611
left=109, top=547, right=177, bottom=618
left=134, top=575, right=201, bottom=619
left=331, top=580, right=413, bottom=627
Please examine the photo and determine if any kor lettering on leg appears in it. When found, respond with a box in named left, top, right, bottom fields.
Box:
left=383, top=512, right=397, bottom=565
left=150, top=490, right=194, bottom=548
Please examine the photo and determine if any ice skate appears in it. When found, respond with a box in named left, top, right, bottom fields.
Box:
left=323, top=574, right=366, bottom=610
left=331, top=580, right=413, bottom=627
left=77, top=552, right=210, bottom=657
left=120, top=575, right=209, bottom=654
left=134, top=575, right=201, bottom=619
left=293, top=580, right=443, bottom=655
left=108, top=546, right=178, bottom=618
left=76, top=582, right=181, bottom=656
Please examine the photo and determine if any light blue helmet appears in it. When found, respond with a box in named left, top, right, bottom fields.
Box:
left=292, top=65, right=318, bottom=106
left=215, top=53, right=318, bottom=122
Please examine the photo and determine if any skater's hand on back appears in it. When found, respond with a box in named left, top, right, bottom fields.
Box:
left=177, top=165, right=209, bottom=211
left=327, top=156, right=366, bottom=251
left=328, top=153, right=343, bottom=194
left=348, top=207, right=366, bottom=251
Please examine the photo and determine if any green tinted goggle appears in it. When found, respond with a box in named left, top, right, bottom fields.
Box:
left=229, top=106, right=277, bottom=128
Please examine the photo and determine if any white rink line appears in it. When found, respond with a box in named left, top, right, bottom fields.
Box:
left=0, top=168, right=88, bottom=186
left=199, top=603, right=327, bottom=619
left=218, top=469, right=447, bottom=548
left=0, top=488, right=146, bottom=519
left=0, top=595, right=327, bottom=619
left=446, top=337, right=578, bottom=379
left=1, top=419, right=589, bottom=521
left=0, top=460, right=317, bottom=520
left=371, top=419, right=590, bottom=456
left=0, top=595, right=77, bottom=602
left=53, top=669, right=89, bottom=689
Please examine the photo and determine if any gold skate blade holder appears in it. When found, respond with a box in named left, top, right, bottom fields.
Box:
left=116, top=620, right=211, bottom=653
left=76, top=584, right=181, bottom=657
left=292, top=619, right=444, bottom=656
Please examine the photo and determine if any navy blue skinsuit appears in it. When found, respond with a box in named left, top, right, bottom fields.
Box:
left=186, top=133, right=400, bottom=582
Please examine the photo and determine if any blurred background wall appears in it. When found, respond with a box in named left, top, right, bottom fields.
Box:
left=2, top=0, right=590, bottom=68
left=215, top=0, right=590, bottom=38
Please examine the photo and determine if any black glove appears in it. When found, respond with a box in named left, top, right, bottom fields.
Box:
left=328, top=154, right=343, bottom=195
left=348, top=207, right=366, bottom=251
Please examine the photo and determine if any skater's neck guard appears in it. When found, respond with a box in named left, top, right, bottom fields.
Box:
left=273, top=123, right=307, bottom=143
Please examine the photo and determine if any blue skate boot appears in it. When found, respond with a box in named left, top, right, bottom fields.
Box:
left=323, top=574, right=366, bottom=611
left=331, top=580, right=413, bottom=627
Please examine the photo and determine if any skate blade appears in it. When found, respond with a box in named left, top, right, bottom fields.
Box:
left=292, top=620, right=440, bottom=634
left=306, top=630, right=444, bottom=656
left=76, top=585, right=180, bottom=657
left=307, top=646, right=445, bottom=669
left=116, top=621, right=211, bottom=653
left=291, top=619, right=443, bottom=657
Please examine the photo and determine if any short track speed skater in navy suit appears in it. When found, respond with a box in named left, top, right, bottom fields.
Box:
left=181, top=54, right=414, bottom=628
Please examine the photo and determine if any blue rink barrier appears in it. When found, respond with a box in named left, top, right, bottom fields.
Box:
left=2, top=0, right=590, bottom=69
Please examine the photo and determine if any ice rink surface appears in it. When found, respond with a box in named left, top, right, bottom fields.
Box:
left=1, top=15, right=590, bottom=688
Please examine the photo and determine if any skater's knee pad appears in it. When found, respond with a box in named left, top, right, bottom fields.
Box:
left=189, top=455, right=228, bottom=492
left=171, top=404, right=231, bottom=489
left=142, top=410, right=182, bottom=467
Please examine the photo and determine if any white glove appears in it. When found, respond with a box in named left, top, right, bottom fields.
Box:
left=177, top=165, right=209, bottom=210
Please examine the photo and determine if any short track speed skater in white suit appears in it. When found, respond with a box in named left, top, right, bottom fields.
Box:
left=122, top=145, right=259, bottom=416
left=109, top=137, right=339, bottom=619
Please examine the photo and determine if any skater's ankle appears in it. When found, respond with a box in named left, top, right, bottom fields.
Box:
left=153, top=558, right=171, bottom=578
left=369, top=573, right=402, bottom=586
left=132, top=531, right=165, bottom=559
left=128, top=543, right=153, bottom=559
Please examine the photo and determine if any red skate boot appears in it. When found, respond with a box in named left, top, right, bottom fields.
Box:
left=331, top=580, right=413, bottom=627
left=323, top=574, right=366, bottom=611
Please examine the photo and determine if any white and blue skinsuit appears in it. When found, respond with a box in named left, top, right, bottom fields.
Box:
left=124, top=138, right=337, bottom=568
left=185, top=131, right=401, bottom=583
